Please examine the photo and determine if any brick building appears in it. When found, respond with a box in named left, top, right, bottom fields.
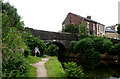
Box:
left=62, top=12, right=105, bottom=36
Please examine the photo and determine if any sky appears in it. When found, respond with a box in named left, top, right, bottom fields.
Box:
left=4, top=0, right=120, bottom=32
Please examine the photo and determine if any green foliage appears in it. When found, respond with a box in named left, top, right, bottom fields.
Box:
left=74, top=38, right=100, bottom=58
left=117, top=24, right=120, bottom=34
left=2, top=2, right=47, bottom=77
left=45, top=56, right=65, bottom=77
left=2, top=2, right=24, bottom=30
left=93, top=37, right=113, bottom=54
left=27, top=56, right=41, bottom=64
left=113, top=43, right=120, bottom=55
left=67, top=41, right=76, bottom=54
left=78, top=20, right=87, bottom=39
left=64, top=62, right=84, bottom=78
left=67, top=36, right=114, bottom=58
left=102, top=39, right=113, bottom=53
left=21, top=28, right=47, bottom=56
left=2, top=28, right=28, bottom=77
left=45, top=44, right=59, bottom=56
left=62, top=24, right=79, bottom=33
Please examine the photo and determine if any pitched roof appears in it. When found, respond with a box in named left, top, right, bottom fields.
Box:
left=69, top=12, right=105, bottom=26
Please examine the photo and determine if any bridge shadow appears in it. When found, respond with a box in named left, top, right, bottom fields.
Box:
left=47, top=41, right=66, bottom=59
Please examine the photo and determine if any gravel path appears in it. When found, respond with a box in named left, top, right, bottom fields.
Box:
left=30, top=55, right=50, bottom=77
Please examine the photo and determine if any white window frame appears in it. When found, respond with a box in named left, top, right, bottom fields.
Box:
left=87, top=22, right=89, bottom=29
left=93, top=23, right=95, bottom=30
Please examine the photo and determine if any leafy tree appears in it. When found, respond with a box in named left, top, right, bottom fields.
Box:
left=117, top=24, right=120, bottom=34
left=67, top=41, right=76, bottom=54
left=2, top=27, right=28, bottom=77
left=78, top=20, right=87, bottom=39
left=45, top=44, right=59, bottom=56
left=93, top=37, right=113, bottom=54
left=64, top=62, right=84, bottom=78
left=62, top=24, right=79, bottom=33
left=114, top=43, right=120, bottom=55
left=2, top=2, right=24, bottom=30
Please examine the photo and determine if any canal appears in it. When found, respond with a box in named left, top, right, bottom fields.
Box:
left=59, top=56, right=120, bottom=79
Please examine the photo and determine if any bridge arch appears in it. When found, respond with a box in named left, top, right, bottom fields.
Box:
left=46, top=41, right=66, bottom=57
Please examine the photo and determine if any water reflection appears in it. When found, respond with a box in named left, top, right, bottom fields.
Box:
left=59, top=56, right=120, bottom=79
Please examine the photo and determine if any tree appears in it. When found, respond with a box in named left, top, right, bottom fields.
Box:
left=117, top=24, right=120, bottom=34
left=62, top=24, right=79, bottom=33
left=78, top=20, right=87, bottom=39
left=45, top=44, right=59, bottom=56
left=2, top=2, right=24, bottom=30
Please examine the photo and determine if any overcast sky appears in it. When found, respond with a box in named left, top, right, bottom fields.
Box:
left=4, top=0, right=120, bottom=32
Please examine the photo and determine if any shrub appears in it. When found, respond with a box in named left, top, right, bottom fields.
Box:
left=2, top=2, right=24, bottom=30
left=117, top=24, right=120, bottom=34
left=102, top=39, right=113, bottom=53
left=22, top=30, right=47, bottom=56
left=45, top=44, right=59, bottom=56
left=93, top=37, right=113, bottom=54
left=67, top=37, right=101, bottom=58
left=114, top=43, right=120, bottom=55
left=2, top=28, right=28, bottom=77
left=78, top=20, right=87, bottom=40
left=67, top=41, right=76, bottom=54
left=64, top=62, right=84, bottom=78
left=62, top=24, right=79, bottom=33
left=74, top=38, right=100, bottom=58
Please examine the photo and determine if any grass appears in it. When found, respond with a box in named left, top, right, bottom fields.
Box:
left=45, top=56, right=65, bottom=77
left=27, top=56, right=42, bottom=63
left=26, top=64, right=37, bottom=77
left=26, top=55, right=46, bottom=77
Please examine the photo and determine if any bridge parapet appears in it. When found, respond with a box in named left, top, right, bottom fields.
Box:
left=29, top=28, right=78, bottom=41
left=28, top=28, right=78, bottom=48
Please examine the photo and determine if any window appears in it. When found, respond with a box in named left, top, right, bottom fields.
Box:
left=87, top=22, right=89, bottom=29
left=98, top=25, right=99, bottom=31
left=103, top=26, right=104, bottom=31
left=93, top=23, right=95, bottom=30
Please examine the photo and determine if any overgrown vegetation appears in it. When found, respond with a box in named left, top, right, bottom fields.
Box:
left=67, top=36, right=120, bottom=58
left=78, top=20, right=88, bottom=39
left=45, top=44, right=59, bottom=56
left=25, top=56, right=43, bottom=77
left=22, top=30, right=47, bottom=56
left=2, top=2, right=28, bottom=77
left=45, top=57, right=65, bottom=77
left=117, top=24, right=120, bottom=34
left=62, top=24, right=79, bottom=33
left=2, top=2, right=46, bottom=77
left=64, top=62, right=84, bottom=78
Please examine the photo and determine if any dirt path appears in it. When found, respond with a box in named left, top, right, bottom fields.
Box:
left=30, top=55, right=50, bottom=77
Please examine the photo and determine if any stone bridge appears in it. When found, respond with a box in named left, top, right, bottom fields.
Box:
left=29, top=28, right=78, bottom=55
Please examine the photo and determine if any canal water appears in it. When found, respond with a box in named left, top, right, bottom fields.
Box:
left=59, top=56, right=120, bottom=79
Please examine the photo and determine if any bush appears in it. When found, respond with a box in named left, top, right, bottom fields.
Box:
left=93, top=37, right=113, bottom=54
left=67, top=41, right=76, bottom=54
left=64, top=62, right=84, bottom=78
left=114, top=43, right=120, bottom=55
left=73, top=38, right=100, bottom=58
left=78, top=20, right=87, bottom=40
left=21, top=30, right=47, bottom=56
left=117, top=24, right=120, bottom=34
left=62, top=24, right=79, bottom=33
left=45, top=44, right=59, bottom=56
left=102, top=39, right=113, bottom=53
left=2, top=28, right=28, bottom=77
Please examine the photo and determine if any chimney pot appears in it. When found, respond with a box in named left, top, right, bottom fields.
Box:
left=87, top=16, right=91, bottom=19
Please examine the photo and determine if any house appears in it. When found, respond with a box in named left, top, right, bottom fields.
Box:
left=62, top=12, right=105, bottom=36
left=105, top=24, right=119, bottom=39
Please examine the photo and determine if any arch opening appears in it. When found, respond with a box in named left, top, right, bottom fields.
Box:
left=46, top=41, right=66, bottom=60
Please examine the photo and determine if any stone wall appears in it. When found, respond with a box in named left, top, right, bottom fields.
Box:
left=29, top=28, right=78, bottom=41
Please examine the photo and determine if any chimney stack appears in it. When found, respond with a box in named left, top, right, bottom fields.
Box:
left=87, top=16, right=91, bottom=19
